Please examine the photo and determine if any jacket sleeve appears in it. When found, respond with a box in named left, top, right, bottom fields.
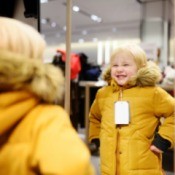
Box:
left=153, top=87, right=175, bottom=150
left=88, top=89, right=102, bottom=143
left=30, top=106, right=95, bottom=175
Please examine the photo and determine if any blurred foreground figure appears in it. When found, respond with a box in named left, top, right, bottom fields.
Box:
left=0, top=17, right=94, bottom=175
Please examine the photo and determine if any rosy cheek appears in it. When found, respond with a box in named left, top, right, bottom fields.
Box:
left=130, top=71, right=137, bottom=76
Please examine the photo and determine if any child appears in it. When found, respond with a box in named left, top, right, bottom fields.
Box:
left=88, top=44, right=175, bottom=175
left=0, top=17, right=94, bottom=175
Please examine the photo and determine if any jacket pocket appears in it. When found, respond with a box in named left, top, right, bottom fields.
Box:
left=128, top=131, right=161, bottom=170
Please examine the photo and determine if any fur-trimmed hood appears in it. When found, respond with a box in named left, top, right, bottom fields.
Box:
left=102, top=61, right=162, bottom=90
left=0, top=50, right=65, bottom=103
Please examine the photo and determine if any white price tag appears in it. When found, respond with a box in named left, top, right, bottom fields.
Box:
left=114, top=101, right=130, bottom=125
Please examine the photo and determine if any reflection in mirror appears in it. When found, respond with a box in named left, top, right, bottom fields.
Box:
left=40, top=1, right=174, bottom=175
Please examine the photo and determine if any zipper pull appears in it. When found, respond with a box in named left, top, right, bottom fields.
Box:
left=118, top=88, right=123, bottom=101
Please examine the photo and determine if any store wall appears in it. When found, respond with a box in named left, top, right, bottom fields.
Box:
left=140, top=0, right=174, bottom=68
left=43, top=38, right=141, bottom=65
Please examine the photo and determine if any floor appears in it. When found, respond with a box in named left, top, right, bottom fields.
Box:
left=78, top=128, right=174, bottom=175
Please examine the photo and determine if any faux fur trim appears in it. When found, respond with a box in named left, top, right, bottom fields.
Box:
left=0, top=50, right=65, bottom=103
left=103, top=61, right=161, bottom=88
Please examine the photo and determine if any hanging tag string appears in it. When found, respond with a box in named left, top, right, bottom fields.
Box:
left=118, top=88, right=123, bottom=101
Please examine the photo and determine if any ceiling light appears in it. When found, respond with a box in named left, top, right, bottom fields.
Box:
left=51, top=22, right=57, bottom=27
left=91, top=15, right=102, bottom=23
left=82, top=30, right=87, bottom=35
left=41, top=18, right=50, bottom=24
left=78, top=39, right=84, bottom=43
left=62, top=2, right=102, bottom=23
left=91, top=15, right=98, bottom=21
left=40, top=0, right=48, bottom=3
left=73, top=6, right=80, bottom=12
left=63, top=26, right=66, bottom=31
left=92, top=38, right=98, bottom=42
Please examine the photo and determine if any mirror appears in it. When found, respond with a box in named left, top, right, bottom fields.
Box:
left=40, top=1, right=174, bottom=175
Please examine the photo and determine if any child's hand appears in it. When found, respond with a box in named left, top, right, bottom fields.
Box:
left=150, top=145, right=163, bottom=154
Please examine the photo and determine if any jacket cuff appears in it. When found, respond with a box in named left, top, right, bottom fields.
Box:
left=91, top=138, right=100, bottom=148
left=152, top=134, right=171, bottom=152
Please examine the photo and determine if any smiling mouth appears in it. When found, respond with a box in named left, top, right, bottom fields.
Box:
left=116, top=75, right=126, bottom=79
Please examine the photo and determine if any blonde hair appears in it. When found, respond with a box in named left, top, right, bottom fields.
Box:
left=110, top=44, right=147, bottom=69
left=0, top=17, right=46, bottom=59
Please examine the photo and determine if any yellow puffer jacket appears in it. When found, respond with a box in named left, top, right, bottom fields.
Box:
left=89, top=63, right=175, bottom=175
left=0, top=50, right=94, bottom=175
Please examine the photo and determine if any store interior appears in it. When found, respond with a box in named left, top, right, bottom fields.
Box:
left=0, top=0, right=174, bottom=174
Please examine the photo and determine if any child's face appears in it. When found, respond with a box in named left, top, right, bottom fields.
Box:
left=111, top=52, right=138, bottom=86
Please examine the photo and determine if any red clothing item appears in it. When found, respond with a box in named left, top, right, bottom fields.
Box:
left=57, top=49, right=81, bottom=80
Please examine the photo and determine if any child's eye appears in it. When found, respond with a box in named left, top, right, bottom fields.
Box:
left=123, top=64, right=129, bottom=66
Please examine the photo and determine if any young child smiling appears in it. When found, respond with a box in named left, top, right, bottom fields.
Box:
left=89, top=44, right=175, bottom=175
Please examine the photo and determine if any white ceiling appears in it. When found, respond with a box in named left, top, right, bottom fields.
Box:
left=40, top=0, right=174, bottom=46
left=40, top=0, right=143, bottom=45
